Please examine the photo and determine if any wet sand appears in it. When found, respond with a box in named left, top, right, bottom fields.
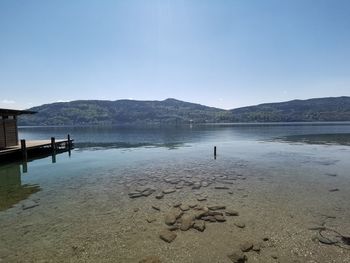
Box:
left=1, top=150, right=349, bottom=263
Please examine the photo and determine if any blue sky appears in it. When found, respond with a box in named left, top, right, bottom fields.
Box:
left=0, top=0, right=349, bottom=109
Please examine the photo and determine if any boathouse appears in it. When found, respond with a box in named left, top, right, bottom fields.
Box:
left=0, top=108, right=36, bottom=149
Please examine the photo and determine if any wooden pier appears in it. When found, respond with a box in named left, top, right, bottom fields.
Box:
left=0, top=136, right=73, bottom=161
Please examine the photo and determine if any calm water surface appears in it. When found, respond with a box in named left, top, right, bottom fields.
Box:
left=1, top=123, right=350, bottom=262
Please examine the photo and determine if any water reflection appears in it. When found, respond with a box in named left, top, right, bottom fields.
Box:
left=0, top=149, right=72, bottom=211
left=0, top=163, right=40, bottom=211
left=277, top=133, right=350, bottom=146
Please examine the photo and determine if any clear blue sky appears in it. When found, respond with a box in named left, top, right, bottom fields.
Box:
left=0, top=0, right=349, bottom=110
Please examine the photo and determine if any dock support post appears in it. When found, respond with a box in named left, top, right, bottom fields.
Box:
left=51, top=137, right=56, bottom=152
left=67, top=134, right=71, bottom=149
left=21, top=139, right=27, bottom=160
left=214, top=146, right=217, bottom=159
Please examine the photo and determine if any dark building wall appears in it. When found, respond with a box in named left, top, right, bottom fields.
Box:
left=0, top=117, right=18, bottom=148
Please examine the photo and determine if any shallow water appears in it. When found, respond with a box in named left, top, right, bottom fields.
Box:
left=0, top=124, right=350, bottom=262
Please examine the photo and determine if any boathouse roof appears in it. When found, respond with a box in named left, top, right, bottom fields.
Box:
left=0, top=108, right=36, bottom=116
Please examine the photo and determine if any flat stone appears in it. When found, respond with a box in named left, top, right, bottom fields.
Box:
left=159, top=229, right=177, bottom=243
left=197, top=197, right=207, bottom=202
left=252, top=242, right=262, bottom=252
left=189, top=203, right=198, bottom=208
left=202, top=216, right=216, bottom=222
left=208, top=205, right=226, bottom=210
left=180, top=205, right=190, bottom=211
left=142, top=189, right=155, bottom=197
left=228, top=250, right=247, bottom=263
left=240, top=241, right=253, bottom=252
left=235, top=222, right=246, bottom=228
left=167, top=225, right=179, bottom=231
left=226, top=210, right=239, bottom=216
left=139, top=256, right=161, bottom=263
left=214, top=215, right=226, bottom=222
left=180, top=215, right=194, bottom=231
left=207, top=211, right=223, bottom=216
left=129, top=192, right=144, bottom=198
left=152, top=205, right=160, bottom=211
left=146, top=217, right=156, bottom=223
left=201, top=181, right=209, bottom=187
left=193, top=221, right=206, bottom=232
left=329, top=188, right=339, bottom=192
left=163, top=189, right=176, bottom=194
left=155, top=193, right=164, bottom=199
left=173, top=202, right=182, bottom=207
left=164, top=208, right=183, bottom=225
left=215, top=185, right=229, bottom=190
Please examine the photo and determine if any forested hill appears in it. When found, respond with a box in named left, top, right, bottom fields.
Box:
left=230, top=96, right=350, bottom=122
left=18, top=98, right=231, bottom=125
left=18, top=97, right=350, bottom=125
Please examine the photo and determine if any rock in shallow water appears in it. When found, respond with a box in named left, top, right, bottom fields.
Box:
left=159, top=229, right=177, bottom=243
left=193, top=221, right=206, bottom=232
left=163, top=189, right=176, bottom=194
left=226, top=209, right=239, bottom=216
left=227, top=250, right=247, bottom=263
left=234, top=222, right=246, bottom=228
left=180, top=215, right=194, bottom=231
left=240, top=241, right=253, bottom=252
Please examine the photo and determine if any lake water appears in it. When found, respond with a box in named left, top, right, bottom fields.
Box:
left=1, top=123, right=350, bottom=263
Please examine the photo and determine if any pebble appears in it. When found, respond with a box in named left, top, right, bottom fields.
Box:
left=173, top=202, right=182, bottom=207
left=152, top=205, right=161, bottom=211
left=193, top=221, right=206, bottom=232
left=180, top=205, right=190, bottom=211
left=227, top=250, right=247, bottom=263
left=226, top=210, right=239, bottom=216
left=234, top=222, right=246, bottom=228
left=146, top=217, right=156, bottom=223
left=163, top=189, right=176, bottom=194
left=197, top=197, right=207, bottom=202
left=252, top=242, right=262, bottom=252
left=155, top=193, right=164, bottom=199
left=159, top=229, right=177, bottom=243
left=214, top=185, right=229, bottom=190
left=180, top=215, right=194, bottom=231
left=329, top=188, right=339, bottom=192
left=164, top=208, right=183, bottom=225
left=139, top=256, right=161, bottom=263
left=240, top=241, right=253, bottom=252
left=208, top=205, right=226, bottom=210
left=214, top=215, right=226, bottom=222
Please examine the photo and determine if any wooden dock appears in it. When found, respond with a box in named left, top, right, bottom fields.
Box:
left=0, top=136, right=73, bottom=161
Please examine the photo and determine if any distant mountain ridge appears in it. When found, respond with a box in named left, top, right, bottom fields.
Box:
left=18, top=96, right=350, bottom=125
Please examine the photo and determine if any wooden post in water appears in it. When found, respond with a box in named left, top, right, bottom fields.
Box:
left=67, top=134, right=71, bottom=149
left=214, top=146, right=217, bottom=158
left=51, top=137, right=56, bottom=152
left=21, top=139, right=27, bottom=160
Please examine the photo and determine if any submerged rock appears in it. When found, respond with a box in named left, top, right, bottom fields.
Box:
left=226, top=209, right=239, bottom=216
left=193, top=221, right=206, bottom=232
left=179, top=215, right=194, bottom=231
left=240, top=241, right=253, bottom=252
left=234, top=222, right=246, bottom=228
left=155, top=193, right=164, bottom=199
left=208, top=205, right=226, bottom=210
left=159, top=229, right=177, bottom=243
left=163, top=189, right=176, bottom=194
left=227, top=250, right=247, bottom=263
left=215, top=185, right=229, bottom=190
